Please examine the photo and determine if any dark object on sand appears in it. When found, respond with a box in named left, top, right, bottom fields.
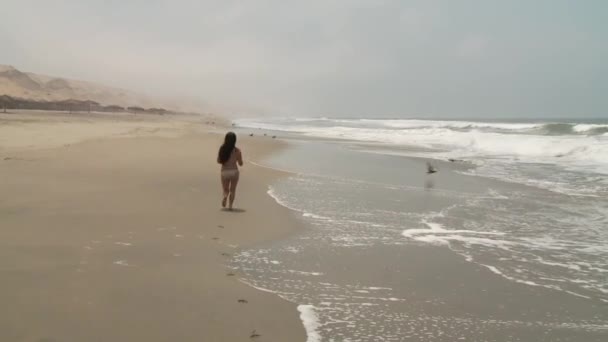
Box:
left=249, top=133, right=254, bottom=137
left=448, top=158, right=456, bottom=162
left=272, top=135, right=276, bottom=139
left=264, top=133, right=267, bottom=136
left=238, top=299, right=248, bottom=303
left=427, top=162, right=438, bottom=174
left=250, top=330, right=261, bottom=339
left=226, top=272, right=235, bottom=276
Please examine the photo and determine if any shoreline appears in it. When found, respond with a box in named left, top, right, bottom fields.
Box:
left=0, top=111, right=307, bottom=341
left=230, top=133, right=608, bottom=341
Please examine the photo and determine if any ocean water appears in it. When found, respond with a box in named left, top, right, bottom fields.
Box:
left=233, top=118, right=608, bottom=341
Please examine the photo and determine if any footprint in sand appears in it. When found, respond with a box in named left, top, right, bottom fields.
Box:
left=220, top=252, right=231, bottom=257
left=250, top=330, right=261, bottom=339
left=217, top=225, right=224, bottom=229
left=226, top=272, right=235, bottom=277
left=212, top=237, right=219, bottom=241
left=238, top=299, right=248, bottom=304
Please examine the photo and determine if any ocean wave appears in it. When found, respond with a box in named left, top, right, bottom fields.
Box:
left=236, top=117, right=608, bottom=136
left=237, top=118, right=608, bottom=177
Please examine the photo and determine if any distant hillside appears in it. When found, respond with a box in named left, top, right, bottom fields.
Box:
left=0, top=65, right=176, bottom=111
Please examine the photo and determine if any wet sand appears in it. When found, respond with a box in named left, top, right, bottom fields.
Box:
left=0, top=111, right=306, bottom=341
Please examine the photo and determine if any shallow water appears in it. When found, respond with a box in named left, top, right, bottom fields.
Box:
left=233, top=126, right=608, bottom=340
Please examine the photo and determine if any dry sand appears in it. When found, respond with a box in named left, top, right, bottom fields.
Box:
left=0, top=111, right=306, bottom=341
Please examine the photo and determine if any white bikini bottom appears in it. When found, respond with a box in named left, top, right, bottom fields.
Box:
left=221, top=169, right=240, bottom=179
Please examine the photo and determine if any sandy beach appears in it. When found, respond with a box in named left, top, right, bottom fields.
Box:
left=3, top=1, right=606, bottom=340
left=0, top=111, right=306, bottom=341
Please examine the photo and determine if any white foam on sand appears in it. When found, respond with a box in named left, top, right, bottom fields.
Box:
left=402, top=221, right=509, bottom=248
left=298, top=305, right=322, bottom=342
left=267, top=186, right=299, bottom=212
left=402, top=221, right=504, bottom=238
left=268, top=185, right=333, bottom=222
left=113, top=260, right=132, bottom=267
left=238, top=279, right=286, bottom=296
left=302, top=212, right=332, bottom=220
left=114, top=242, right=132, bottom=246
left=480, top=263, right=593, bottom=300
left=288, top=270, right=324, bottom=276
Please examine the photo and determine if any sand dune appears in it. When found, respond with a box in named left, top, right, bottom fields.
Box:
left=0, top=65, right=170, bottom=110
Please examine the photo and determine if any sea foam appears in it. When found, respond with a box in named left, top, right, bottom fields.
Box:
left=237, top=117, right=608, bottom=176
left=298, top=305, right=322, bottom=342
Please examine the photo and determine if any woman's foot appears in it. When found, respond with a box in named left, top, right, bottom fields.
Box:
left=222, top=196, right=227, bottom=208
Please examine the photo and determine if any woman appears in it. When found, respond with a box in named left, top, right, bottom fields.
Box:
left=217, top=132, right=243, bottom=210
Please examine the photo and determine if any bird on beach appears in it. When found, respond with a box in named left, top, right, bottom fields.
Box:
left=427, top=162, right=438, bottom=174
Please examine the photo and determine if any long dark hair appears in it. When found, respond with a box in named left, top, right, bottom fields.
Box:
left=218, top=132, right=237, bottom=164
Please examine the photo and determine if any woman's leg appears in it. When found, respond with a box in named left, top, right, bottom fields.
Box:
left=228, top=175, right=240, bottom=209
left=221, top=176, right=230, bottom=207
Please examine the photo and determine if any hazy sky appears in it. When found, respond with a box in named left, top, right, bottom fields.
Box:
left=1, top=0, right=607, bottom=118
